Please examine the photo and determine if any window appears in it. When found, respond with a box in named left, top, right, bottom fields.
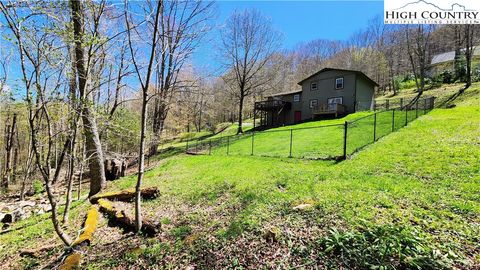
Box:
left=309, top=99, right=318, bottom=108
left=310, top=81, right=318, bottom=91
left=327, top=97, right=343, bottom=104
left=327, top=97, right=343, bottom=110
left=335, top=77, right=344, bottom=89
left=293, top=94, right=300, bottom=102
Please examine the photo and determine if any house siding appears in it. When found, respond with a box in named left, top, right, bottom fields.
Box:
left=260, top=69, right=376, bottom=127
left=300, top=70, right=357, bottom=120
left=355, top=76, right=375, bottom=111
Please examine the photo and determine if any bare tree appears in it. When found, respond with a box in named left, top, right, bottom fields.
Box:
left=70, top=0, right=107, bottom=197
left=405, top=25, right=434, bottom=97
left=220, top=9, right=281, bottom=134
left=0, top=1, right=74, bottom=245
left=464, top=25, right=477, bottom=88
left=148, top=0, right=213, bottom=155
left=1, top=113, right=16, bottom=191
left=125, top=0, right=163, bottom=233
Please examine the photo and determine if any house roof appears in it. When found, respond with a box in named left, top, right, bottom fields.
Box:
left=266, top=90, right=302, bottom=98
left=431, top=51, right=456, bottom=65
left=297, top=67, right=379, bottom=87
left=431, top=47, right=480, bottom=65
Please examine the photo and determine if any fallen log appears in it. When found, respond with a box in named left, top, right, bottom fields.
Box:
left=72, top=206, right=100, bottom=246
left=58, top=206, right=100, bottom=270
left=97, top=198, right=159, bottom=236
left=89, top=186, right=159, bottom=204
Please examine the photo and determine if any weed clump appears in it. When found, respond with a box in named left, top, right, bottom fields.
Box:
left=318, top=224, right=452, bottom=269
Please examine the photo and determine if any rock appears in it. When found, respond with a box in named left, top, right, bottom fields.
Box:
left=1, top=213, right=13, bottom=223
left=293, top=203, right=313, bottom=210
left=13, top=208, right=26, bottom=221
left=0, top=213, right=5, bottom=222
left=42, top=204, right=52, bottom=212
left=1, top=205, right=16, bottom=213
left=18, top=200, right=36, bottom=208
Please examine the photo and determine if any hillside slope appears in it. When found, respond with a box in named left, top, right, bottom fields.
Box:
left=0, top=85, right=479, bottom=269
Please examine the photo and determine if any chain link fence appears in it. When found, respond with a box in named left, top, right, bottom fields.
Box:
left=184, top=96, right=435, bottom=160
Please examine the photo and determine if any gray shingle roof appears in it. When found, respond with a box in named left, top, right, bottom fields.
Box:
left=431, top=47, right=480, bottom=65
left=266, top=90, right=302, bottom=98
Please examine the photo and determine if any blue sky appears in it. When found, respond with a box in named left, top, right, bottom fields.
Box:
left=1, top=1, right=385, bottom=92
left=195, top=0, right=384, bottom=71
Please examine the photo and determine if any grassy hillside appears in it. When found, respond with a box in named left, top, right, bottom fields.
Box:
left=0, top=84, right=478, bottom=269
left=210, top=107, right=427, bottom=159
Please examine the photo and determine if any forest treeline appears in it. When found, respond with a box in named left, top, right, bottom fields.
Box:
left=0, top=0, right=478, bottom=246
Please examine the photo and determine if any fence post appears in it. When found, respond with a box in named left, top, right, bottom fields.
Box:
left=186, top=140, right=189, bottom=153
left=415, top=99, right=419, bottom=118
left=251, top=132, right=254, bottom=156
left=392, top=108, right=395, bottom=132
left=209, top=139, right=212, bottom=155
left=400, top=98, right=404, bottom=109
left=386, top=99, right=389, bottom=110
left=289, top=129, right=293, bottom=158
left=343, top=121, right=348, bottom=160
left=424, top=98, right=427, bottom=115
left=405, top=106, right=408, bottom=126
left=227, top=136, right=230, bottom=155
left=373, top=112, right=377, bottom=142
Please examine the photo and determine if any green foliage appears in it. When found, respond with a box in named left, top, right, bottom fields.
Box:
left=473, top=63, right=480, bottom=82
left=32, top=180, right=43, bottom=194
left=393, top=75, right=417, bottom=90
left=172, top=225, right=192, bottom=240
left=454, top=53, right=467, bottom=82
left=319, top=225, right=451, bottom=269
left=20, top=257, right=39, bottom=270
left=142, top=242, right=170, bottom=264
left=3, top=83, right=479, bottom=268
left=102, top=107, right=141, bottom=154
left=438, top=70, right=454, bottom=84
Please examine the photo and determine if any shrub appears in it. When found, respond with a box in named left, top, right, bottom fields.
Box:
left=318, top=224, right=451, bottom=269
left=473, top=63, right=480, bottom=82
left=172, top=225, right=192, bottom=240
left=439, top=70, right=454, bottom=84
left=32, top=180, right=44, bottom=194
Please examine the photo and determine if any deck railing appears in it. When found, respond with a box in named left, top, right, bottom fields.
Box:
left=254, top=100, right=290, bottom=111
left=312, top=103, right=346, bottom=115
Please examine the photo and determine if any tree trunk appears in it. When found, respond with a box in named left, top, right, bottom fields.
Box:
left=63, top=133, right=76, bottom=224
left=20, top=146, right=34, bottom=200
left=237, top=94, right=244, bottom=134
left=135, top=91, right=148, bottom=233
left=2, top=114, right=17, bottom=191
left=465, top=25, right=473, bottom=88
left=70, top=0, right=106, bottom=197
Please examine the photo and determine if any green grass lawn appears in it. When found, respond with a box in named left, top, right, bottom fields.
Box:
left=209, top=106, right=429, bottom=159
left=1, top=84, right=479, bottom=269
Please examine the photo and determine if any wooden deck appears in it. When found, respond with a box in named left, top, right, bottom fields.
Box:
left=312, top=103, right=346, bottom=117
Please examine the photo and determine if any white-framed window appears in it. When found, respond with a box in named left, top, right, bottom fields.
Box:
left=309, top=99, right=318, bottom=108
left=335, top=77, right=344, bottom=89
left=327, top=97, right=343, bottom=110
left=293, top=94, right=300, bottom=102
left=310, top=81, right=318, bottom=91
